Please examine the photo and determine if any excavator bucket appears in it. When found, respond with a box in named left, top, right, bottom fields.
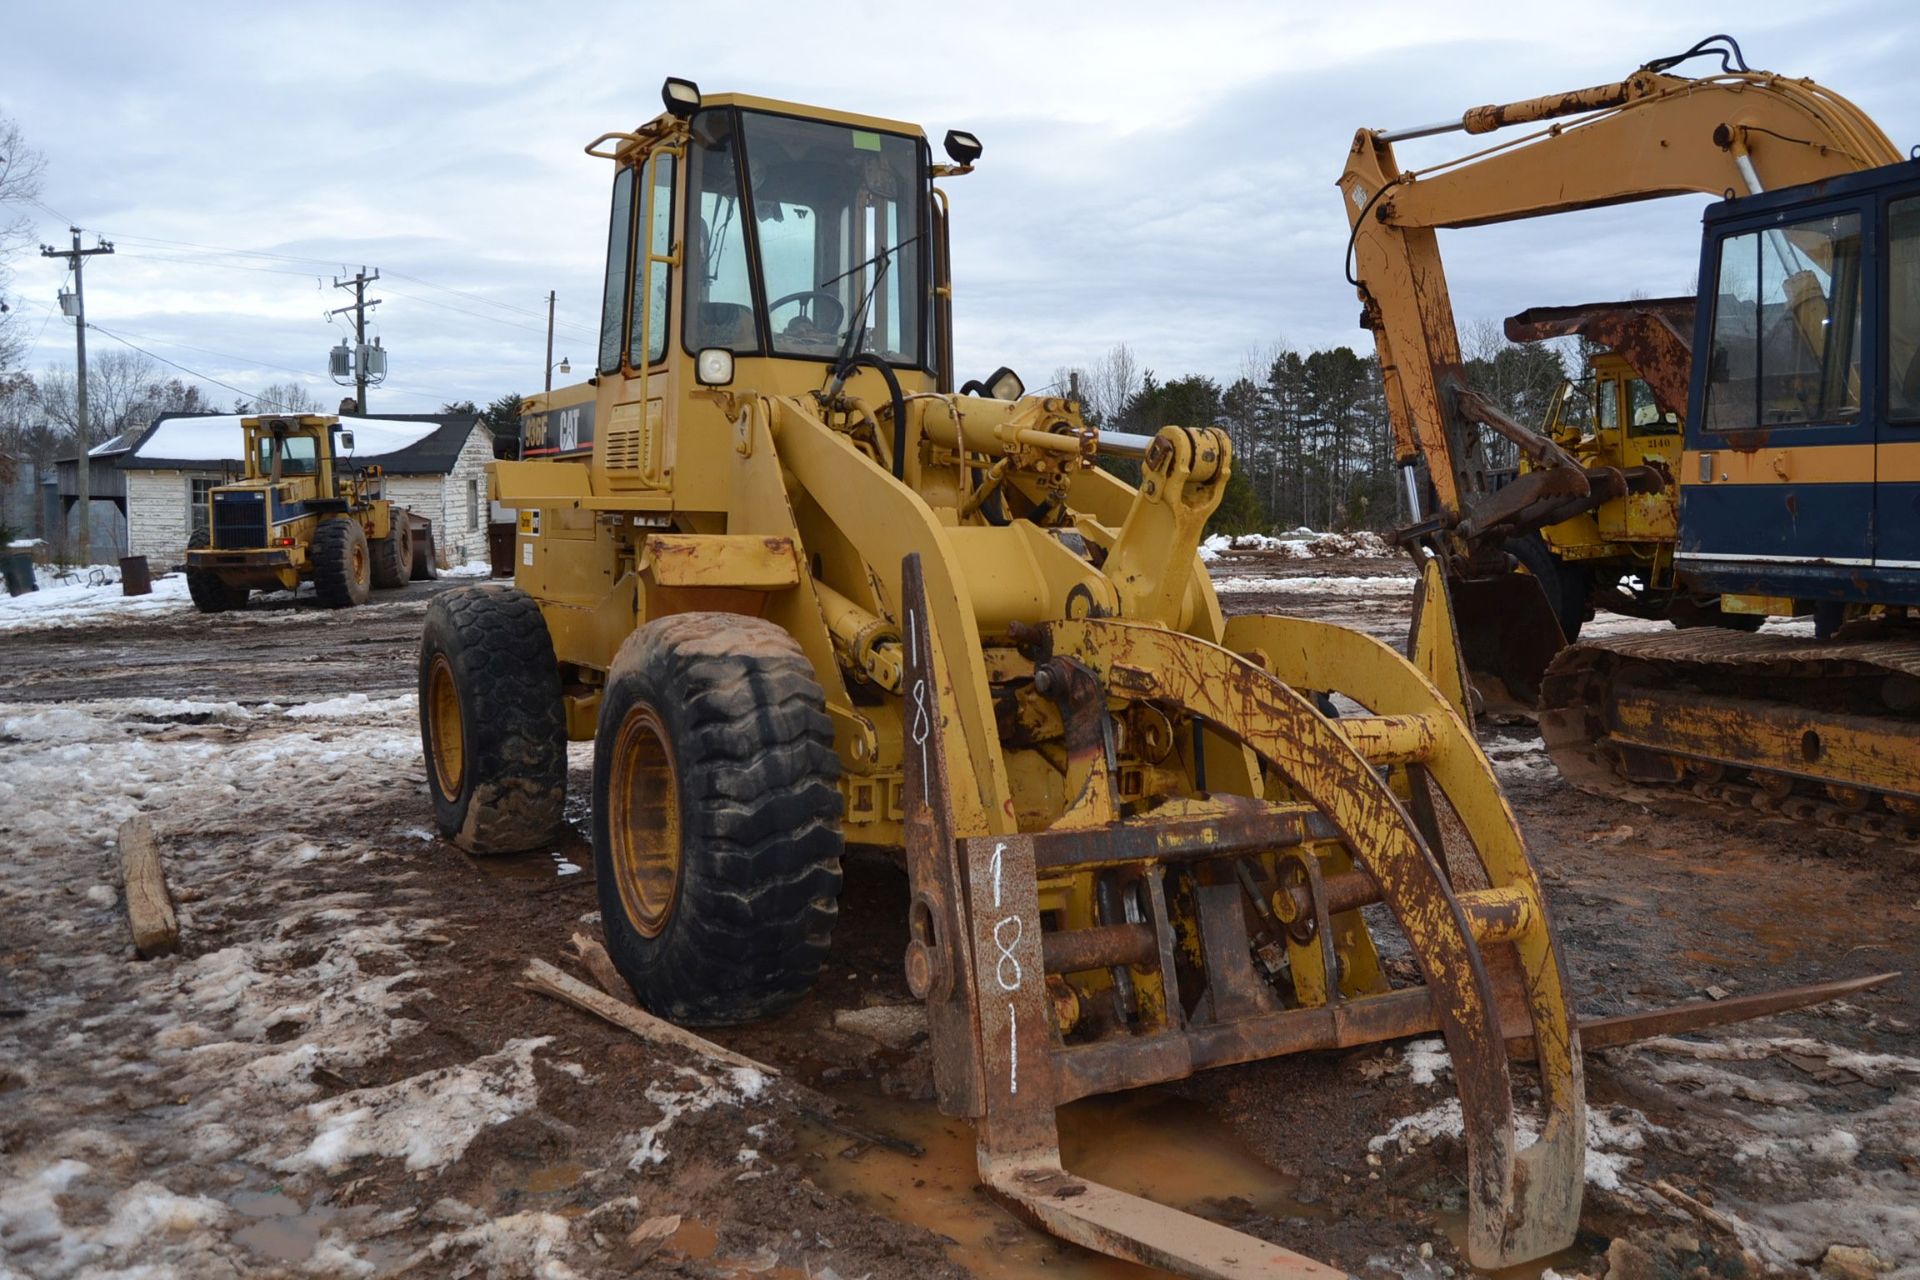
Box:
left=898, top=553, right=1585, bottom=1274
left=1449, top=570, right=1566, bottom=709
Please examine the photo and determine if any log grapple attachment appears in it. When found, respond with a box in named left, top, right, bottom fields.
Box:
left=899, top=554, right=1583, bottom=1274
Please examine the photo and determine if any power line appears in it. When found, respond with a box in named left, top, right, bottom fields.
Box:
left=107, top=232, right=594, bottom=336
left=112, top=248, right=326, bottom=280
left=98, top=231, right=342, bottom=269
left=85, top=322, right=301, bottom=409
left=383, top=269, right=572, bottom=324
left=377, top=282, right=576, bottom=340
left=85, top=323, right=326, bottom=382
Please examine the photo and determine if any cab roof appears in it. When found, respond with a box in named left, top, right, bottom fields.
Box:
left=701, top=91, right=925, bottom=139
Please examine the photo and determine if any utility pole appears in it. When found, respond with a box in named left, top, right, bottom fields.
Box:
left=328, top=267, right=382, bottom=412
left=544, top=290, right=557, bottom=393
left=41, top=227, right=114, bottom=566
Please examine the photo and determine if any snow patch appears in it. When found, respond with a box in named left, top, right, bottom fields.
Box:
left=283, top=692, right=416, bottom=720
left=286, top=1037, right=553, bottom=1173
left=1402, top=1039, right=1450, bottom=1086
left=1211, top=574, right=1414, bottom=596
left=410, top=1209, right=580, bottom=1279
left=1199, top=529, right=1395, bottom=562
left=1370, top=1099, right=1652, bottom=1191
left=629, top=1065, right=770, bottom=1168
left=0, top=572, right=193, bottom=632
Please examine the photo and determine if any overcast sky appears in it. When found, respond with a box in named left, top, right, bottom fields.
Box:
left=4, top=2, right=1915, bottom=415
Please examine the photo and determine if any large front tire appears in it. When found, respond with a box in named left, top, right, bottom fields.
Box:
left=418, top=585, right=567, bottom=853
left=313, top=518, right=372, bottom=608
left=371, top=512, right=413, bottom=589
left=185, top=530, right=247, bottom=613
left=593, top=612, right=844, bottom=1026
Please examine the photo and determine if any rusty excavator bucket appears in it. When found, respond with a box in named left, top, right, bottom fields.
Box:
left=1448, top=571, right=1568, bottom=709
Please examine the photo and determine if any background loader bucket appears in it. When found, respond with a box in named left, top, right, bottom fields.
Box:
left=1450, top=572, right=1566, bottom=708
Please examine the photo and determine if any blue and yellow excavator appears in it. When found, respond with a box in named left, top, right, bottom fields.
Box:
left=1341, top=34, right=1920, bottom=838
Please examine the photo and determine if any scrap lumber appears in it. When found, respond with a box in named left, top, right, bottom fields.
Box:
left=522, top=958, right=777, bottom=1076
left=118, top=815, right=178, bottom=958
left=524, top=953, right=925, bottom=1157
left=567, top=932, right=638, bottom=1007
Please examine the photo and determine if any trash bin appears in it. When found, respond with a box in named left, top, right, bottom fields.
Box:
left=0, top=552, right=35, bottom=597
left=120, top=556, right=152, bottom=596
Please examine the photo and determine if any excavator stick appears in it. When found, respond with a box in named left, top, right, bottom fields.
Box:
left=898, top=554, right=1585, bottom=1275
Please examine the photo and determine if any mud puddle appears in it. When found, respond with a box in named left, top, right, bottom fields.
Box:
left=799, top=1086, right=1327, bottom=1278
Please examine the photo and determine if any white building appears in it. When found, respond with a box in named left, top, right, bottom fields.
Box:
left=112, top=412, right=494, bottom=568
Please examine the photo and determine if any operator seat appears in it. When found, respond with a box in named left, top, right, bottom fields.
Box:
left=684, top=218, right=756, bottom=351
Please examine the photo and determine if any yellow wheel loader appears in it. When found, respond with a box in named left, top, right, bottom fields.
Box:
left=419, top=79, right=1883, bottom=1277
left=186, top=413, right=429, bottom=611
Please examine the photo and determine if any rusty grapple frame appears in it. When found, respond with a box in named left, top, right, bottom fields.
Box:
left=897, top=543, right=1583, bottom=1275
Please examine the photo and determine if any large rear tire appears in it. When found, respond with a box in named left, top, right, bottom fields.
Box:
left=313, top=518, right=372, bottom=608
left=418, top=585, right=567, bottom=853
left=593, top=612, right=844, bottom=1026
left=371, top=512, right=413, bottom=589
left=185, top=529, right=247, bottom=613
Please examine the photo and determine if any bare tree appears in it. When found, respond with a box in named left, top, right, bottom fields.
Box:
left=1082, top=343, right=1140, bottom=429
left=0, top=113, right=49, bottom=374
left=250, top=381, right=323, bottom=413
left=34, top=351, right=216, bottom=448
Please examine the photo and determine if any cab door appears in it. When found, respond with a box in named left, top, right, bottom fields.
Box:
left=1877, top=188, right=1920, bottom=572
left=1681, top=200, right=1873, bottom=570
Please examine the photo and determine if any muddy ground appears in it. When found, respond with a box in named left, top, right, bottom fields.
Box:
left=1, top=561, right=1914, bottom=1280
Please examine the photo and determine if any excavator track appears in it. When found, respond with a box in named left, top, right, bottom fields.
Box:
left=1539, top=628, right=1920, bottom=841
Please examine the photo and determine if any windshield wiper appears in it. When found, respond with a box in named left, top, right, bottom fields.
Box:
left=823, top=233, right=923, bottom=395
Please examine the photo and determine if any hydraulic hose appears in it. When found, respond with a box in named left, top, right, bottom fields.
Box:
left=836, top=353, right=909, bottom=480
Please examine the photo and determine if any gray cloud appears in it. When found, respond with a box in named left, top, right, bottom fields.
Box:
left=6, top=2, right=1914, bottom=410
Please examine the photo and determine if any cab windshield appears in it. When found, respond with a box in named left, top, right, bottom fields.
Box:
left=684, top=107, right=928, bottom=368
left=255, top=432, right=318, bottom=477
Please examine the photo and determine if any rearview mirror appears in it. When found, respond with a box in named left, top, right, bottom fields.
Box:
left=338, top=430, right=355, bottom=453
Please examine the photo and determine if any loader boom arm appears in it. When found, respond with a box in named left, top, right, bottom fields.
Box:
left=1341, top=57, right=1901, bottom=537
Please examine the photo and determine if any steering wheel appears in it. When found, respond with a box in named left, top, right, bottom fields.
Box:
left=768, top=289, right=845, bottom=334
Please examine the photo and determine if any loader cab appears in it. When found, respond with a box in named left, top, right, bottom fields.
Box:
left=1679, top=158, right=1920, bottom=608
left=240, top=416, right=341, bottom=493
left=583, top=87, right=950, bottom=491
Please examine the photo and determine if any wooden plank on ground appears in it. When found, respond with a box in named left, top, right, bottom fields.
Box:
left=522, top=958, right=778, bottom=1076
left=118, top=815, right=178, bottom=958
left=567, top=932, right=638, bottom=1007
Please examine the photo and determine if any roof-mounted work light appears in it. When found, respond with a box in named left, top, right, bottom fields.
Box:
left=662, top=77, right=702, bottom=119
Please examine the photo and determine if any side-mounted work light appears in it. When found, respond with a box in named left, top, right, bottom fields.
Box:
left=943, top=129, right=982, bottom=167
left=662, top=77, right=702, bottom=119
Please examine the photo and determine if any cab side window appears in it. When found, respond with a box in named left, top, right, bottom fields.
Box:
left=632, top=151, right=678, bottom=367
left=1890, top=195, right=1920, bottom=421
left=1705, top=211, right=1862, bottom=429
left=598, top=168, right=636, bottom=374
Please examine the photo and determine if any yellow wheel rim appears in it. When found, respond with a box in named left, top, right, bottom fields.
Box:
left=427, top=654, right=465, bottom=797
left=609, top=705, right=682, bottom=938
left=352, top=540, right=367, bottom=581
